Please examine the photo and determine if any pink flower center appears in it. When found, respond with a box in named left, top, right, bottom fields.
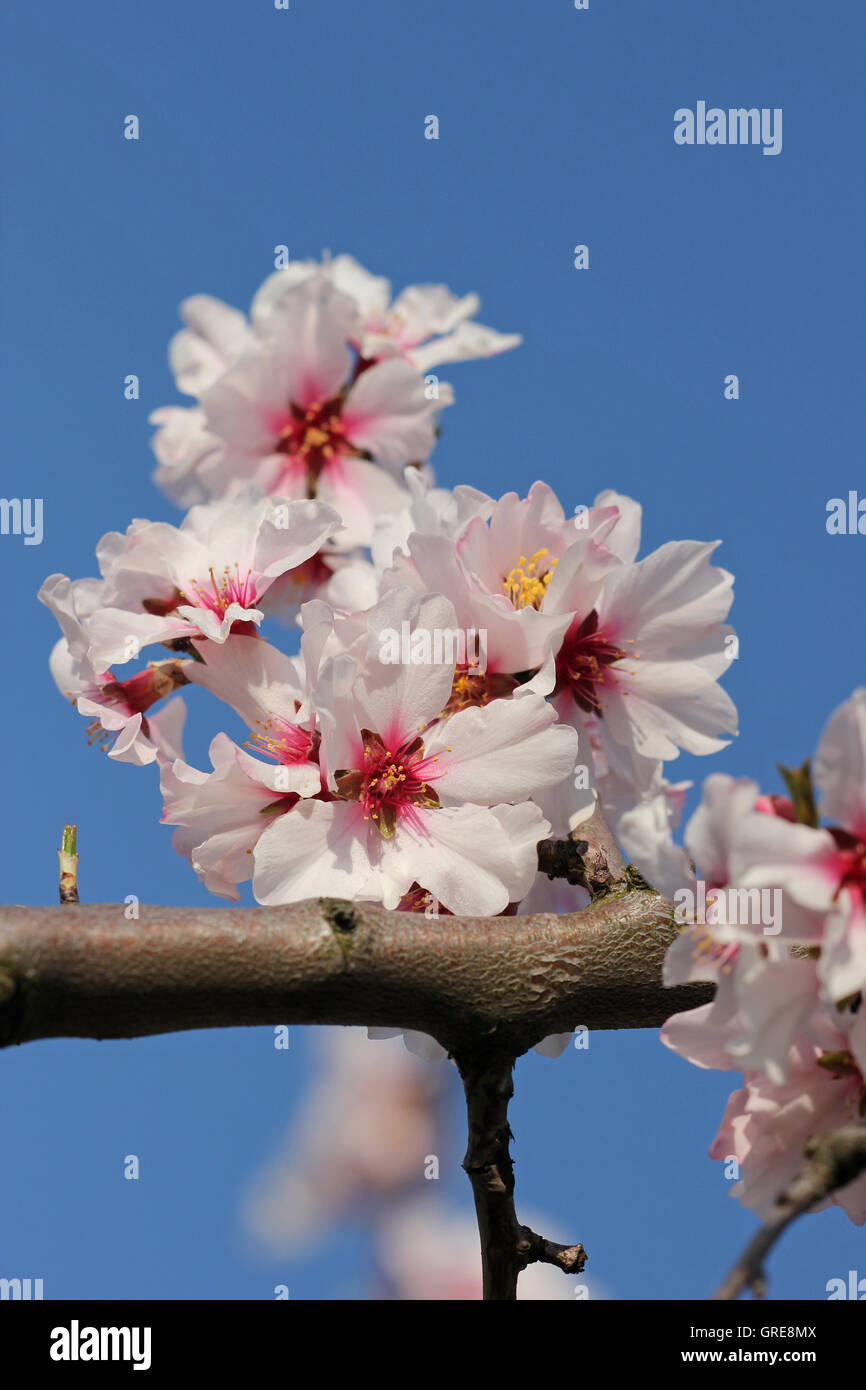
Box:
left=83, top=661, right=187, bottom=751
left=554, top=610, right=628, bottom=715
left=830, top=829, right=866, bottom=901
left=334, top=730, right=441, bottom=837
left=276, top=397, right=353, bottom=494
left=247, top=714, right=318, bottom=767
left=395, top=883, right=452, bottom=915
left=186, top=565, right=259, bottom=620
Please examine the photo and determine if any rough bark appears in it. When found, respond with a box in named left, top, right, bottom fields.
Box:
left=0, top=893, right=709, bottom=1055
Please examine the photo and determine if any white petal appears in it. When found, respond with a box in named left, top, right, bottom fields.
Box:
left=408, top=321, right=522, bottom=373
left=343, top=358, right=441, bottom=466
left=424, top=695, right=578, bottom=805
left=349, top=589, right=458, bottom=745
left=813, top=687, right=866, bottom=838
left=600, top=660, right=738, bottom=761
left=730, top=815, right=840, bottom=914
left=253, top=799, right=383, bottom=905
left=146, top=696, right=188, bottom=764
left=393, top=801, right=547, bottom=915
left=685, top=774, right=760, bottom=887
left=314, top=458, right=411, bottom=550
left=255, top=275, right=358, bottom=406
left=175, top=601, right=263, bottom=644
left=170, top=294, right=253, bottom=396
left=599, top=540, right=734, bottom=656
left=594, top=489, right=642, bottom=564
left=187, top=633, right=304, bottom=729
left=86, top=608, right=194, bottom=668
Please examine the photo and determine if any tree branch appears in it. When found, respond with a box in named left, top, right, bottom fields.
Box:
left=455, top=1052, right=587, bottom=1298
left=712, top=1126, right=866, bottom=1300
left=2, top=811, right=707, bottom=1302
left=0, top=893, right=709, bottom=1055
left=538, top=804, right=629, bottom=899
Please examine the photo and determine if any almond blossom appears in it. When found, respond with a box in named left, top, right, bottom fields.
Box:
left=241, top=1028, right=448, bottom=1255
left=152, top=274, right=455, bottom=542
left=730, top=688, right=866, bottom=1003
left=79, top=492, right=340, bottom=669
left=39, top=573, right=188, bottom=767
left=636, top=691, right=866, bottom=1222
left=378, top=480, right=738, bottom=768
left=710, top=1012, right=866, bottom=1224
left=159, top=635, right=321, bottom=899
left=249, top=252, right=522, bottom=372
left=379, top=481, right=620, bottom=700
left=252, top=589, right=578, bottom=915
left=614, top=769, right=821, bottom=1084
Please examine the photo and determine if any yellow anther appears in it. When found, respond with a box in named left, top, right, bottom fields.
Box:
left=502, top=547, right=557, bottom=610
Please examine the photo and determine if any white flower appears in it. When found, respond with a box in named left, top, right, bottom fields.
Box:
left=252, top=588, right=577, bottom=914
left=83, top=492, right=340, bottom=668
left=731, top=688, right=866, bottom=1002
left=152, top=275, right=454, bottom=543
left=251, top=253, right=522, bottom=372
left=39, top=573, right=188, bottom=767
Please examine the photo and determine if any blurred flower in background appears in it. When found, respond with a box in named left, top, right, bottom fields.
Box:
left=240, top=1028, right=596, bottom=1299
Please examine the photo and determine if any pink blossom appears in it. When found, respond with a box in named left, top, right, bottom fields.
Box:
left=80, top=492, right=340, bottom=669
left=159, top=635, right=322, bottom=899
left=250, top=253, right=522, bottom=372
left=731, top=688, right=866, bottom=1001
left=39, top=573, right=188, bottom=767
left=252, top=588, right=577, bottom=914
left=710, top=1013, right=866, bottom=1224
left=152, top=276, right=451, bottom=544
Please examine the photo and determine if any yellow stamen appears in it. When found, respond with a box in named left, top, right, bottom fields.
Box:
left=503, top=549, right=558, bottom=610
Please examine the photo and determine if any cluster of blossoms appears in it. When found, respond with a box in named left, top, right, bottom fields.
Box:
left=624, top=689, right=866, bottom=1225
left=61, top=252, right=866, bottom=1216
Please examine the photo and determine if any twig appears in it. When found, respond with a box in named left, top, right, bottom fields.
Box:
left=455, top=1053, right=586, bottom=1299
left=712, top=1126, right=866, bottom=1300
left=538, top=803, right=629, bottom=899
left=57, top=825, right=79, bottom=905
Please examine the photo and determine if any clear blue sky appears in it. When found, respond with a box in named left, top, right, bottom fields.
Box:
left=1, top=0, right=863, bottom=1299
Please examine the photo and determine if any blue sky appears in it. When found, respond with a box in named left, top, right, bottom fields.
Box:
left=0, top=0, right=864, bottom=1299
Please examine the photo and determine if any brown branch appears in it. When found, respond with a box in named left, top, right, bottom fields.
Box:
left=457, top=1055, right=522, bottom=1299
left=712, top=1126, right=866, bottom=1301
left=0, top=894, right=709, bottom=1056
left=538, top=804, right=629, bottom=899
left=2, top=807, right=701, bottom=1302
left=455, top=1052, right=587, bottom=1299
left=518, top=1230, right=587, bottom=1275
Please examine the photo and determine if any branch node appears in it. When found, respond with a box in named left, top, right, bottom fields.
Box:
left=320, top=898, right=360, bottom=964
left=58, top=824, right=79, bottom=905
